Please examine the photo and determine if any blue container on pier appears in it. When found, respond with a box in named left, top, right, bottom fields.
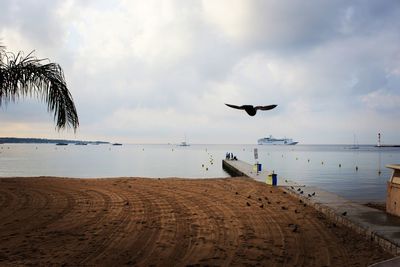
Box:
left=271, top=173, right=277, bottom=186
left=267, top=173, right=278, bottom=186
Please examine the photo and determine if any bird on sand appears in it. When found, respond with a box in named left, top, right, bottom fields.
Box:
left=225, top=103, right=277, bottom=116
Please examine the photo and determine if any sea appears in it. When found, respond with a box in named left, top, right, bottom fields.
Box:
left=1, top=143, right=399, bottom=202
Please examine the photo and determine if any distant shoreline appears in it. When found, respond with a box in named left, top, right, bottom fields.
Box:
left=0, top=137, right=109, bottom=145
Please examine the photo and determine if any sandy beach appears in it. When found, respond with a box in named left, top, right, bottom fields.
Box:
left=0, top=177, right=392, bottom=266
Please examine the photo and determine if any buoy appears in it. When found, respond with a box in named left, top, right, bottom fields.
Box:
left=206, top=167, right=208, bottom=171
left=321, top=161, right=324, bottom=165
left=296, top=157, right=298, bottom=160
left=378, top=170, right=382, bottom=175
left=202, top=164, right=204, bottom=167
left=339, top=164, right=341, bottom=167
left=307, top=159, right=310, bottom=162
left=356, top=166, right=358, bottom=171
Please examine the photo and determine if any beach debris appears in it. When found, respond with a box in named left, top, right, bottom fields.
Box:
left=235, top=192, right=239, bottom=195
left=339, top=164, right=341, bottom=167
left=288, top=223, right=294, bottom=227
left=125, top=201, right=130, bottom=206
left=283, top=191, right=287, bottom=194
left=321, top=161, right=324, bottom=165
left=355, top=166, right=358, bottom=171
left=247, top=195, right=251, bottom=199
left=270, top=190, right=273, bottom=193
left=285, top=179, right=288, bottom=183
left=291, top=224, right=299, bottom=233
left=342, top=211, right=347, bottom=216
left=299, top=199, right=303, bottom=203
left=308, top=194, right=312, bottom=197
left=281, top=206, right=288, bottom=210
left=303, top=204, right=307, bottom=207
left=295, top=209, right=300, bottom=214
left=206, top=168, right=208, bottom=171
left=291, top=186, right=294, bottom=190
left=264, top=196, right=268, bottom=200
left=267, top=201, right=271, bottom=204
left=260, top=204, right=264, bottom=208
left=308, top=159, right=310, bottom=162
left=312, top=192, right=315, bottom=196
left=246, top=202, right=251, bottom=207
left=297, top=188, right=301, bottom=192
left=300, top=191, right=304, bottom=194
left=258, top=197, right=262, bottom=201
left=225, top=103, right=277, bottom=116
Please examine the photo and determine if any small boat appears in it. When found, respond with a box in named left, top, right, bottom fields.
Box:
left=178, top=141, right=190, bottom=147
left=112, top=143, right=123, bottom=146
left=177, top=135, right=190, bottom=146
left=55, top=142, right=68, bottom=146
left=75, top=142, right=88, bottom=145
left=349, top=134, right=359, bottom=149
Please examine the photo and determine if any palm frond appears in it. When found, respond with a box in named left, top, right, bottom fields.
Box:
left=0, top=50, right=79, bottom=131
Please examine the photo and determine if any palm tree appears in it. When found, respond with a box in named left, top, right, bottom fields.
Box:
left=0, top=44, right=79, bottom=131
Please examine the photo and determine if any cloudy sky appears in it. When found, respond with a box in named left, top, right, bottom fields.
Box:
left=1, top=0, right=400, bottom=144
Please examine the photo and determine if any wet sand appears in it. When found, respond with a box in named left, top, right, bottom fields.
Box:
left=0, top=177, right=392, bottom=266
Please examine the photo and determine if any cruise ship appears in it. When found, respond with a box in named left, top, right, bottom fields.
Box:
left=258, top=135, right=298, bottom=145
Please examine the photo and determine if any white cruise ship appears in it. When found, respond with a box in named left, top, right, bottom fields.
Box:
left=258, top=135, right=298, bottom=145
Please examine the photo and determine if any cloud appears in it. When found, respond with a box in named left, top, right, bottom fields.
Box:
left=1, top=1, right=400, bottom=144
left=361, top=89, right=400, bottom=111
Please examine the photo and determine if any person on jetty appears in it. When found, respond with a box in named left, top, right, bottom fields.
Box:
left=225, top=152, right=237, bottom=160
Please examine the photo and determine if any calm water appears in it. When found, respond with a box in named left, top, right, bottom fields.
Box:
left=1, top=143, right=399, bottom=202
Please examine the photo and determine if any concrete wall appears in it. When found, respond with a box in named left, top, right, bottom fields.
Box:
left=387, top=182, right=400, bottom=217
left=222, top=160, right=245, bottom=177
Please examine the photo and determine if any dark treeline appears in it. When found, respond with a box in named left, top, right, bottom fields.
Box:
left=0, top=137, right=108, bottom=144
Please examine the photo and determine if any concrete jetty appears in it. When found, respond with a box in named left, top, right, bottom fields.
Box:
left=222, top=159, right=400, bottom=256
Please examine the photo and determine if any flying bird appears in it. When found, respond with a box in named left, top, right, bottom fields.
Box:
left=225, top=103, right=277, bottom=116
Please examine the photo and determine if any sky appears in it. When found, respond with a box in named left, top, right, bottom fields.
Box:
left=0, top=0, right=400, bottom=144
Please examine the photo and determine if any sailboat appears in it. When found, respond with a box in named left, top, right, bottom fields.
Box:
left=349, top=134, right=359, bottom=149
left=178, top=135, right=190, bottom=146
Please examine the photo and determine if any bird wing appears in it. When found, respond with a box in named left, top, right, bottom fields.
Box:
left=225, top=103, right=244, bottom=110
left=255, top=104, right=277, bottom=110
